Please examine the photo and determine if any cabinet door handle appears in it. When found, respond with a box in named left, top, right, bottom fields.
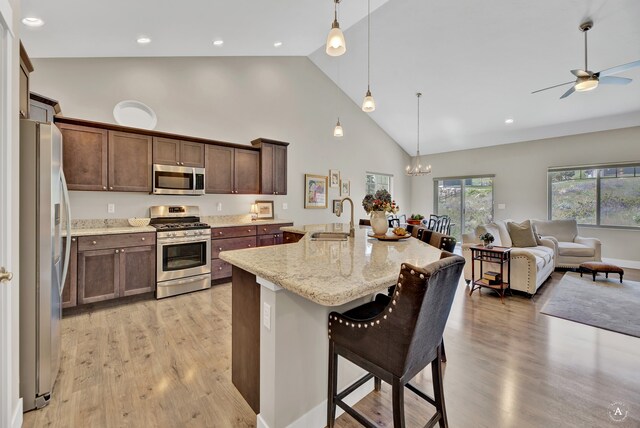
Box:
left=141, top=237, right=145, bottom=241
left=92, top=240, right=97, bottom=245
left=218, top=266, right=223, bottom=271
left=103, top=186, right=107, bottom=190
left=72, top=237, right=76, bottom=242
left=121, top=249, right=125, bottom=253
left=218, top=247, right=223, bottom=251
left=262, top=228, right=267, bottom=232
left=248, top=229, right=253, bottom=232
left=218, top=231, right=223, bottom=235
left=109, top=186, right=114, bottom=190
left=247, top=244, right=252, bottom=247
left=176, top=162, right=180, bottom=165
left=115, top=249, right=119, bottom=253
left=0, top=267, right=13, bottom=283
left=181, top=162, right=184, bottom=166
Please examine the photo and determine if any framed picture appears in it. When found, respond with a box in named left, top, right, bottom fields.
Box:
left=255, top=200, right=274, bottom=219
left=340, top=179, right=350, bottom=197
left=304, top=174, right=328, bottom=209
left=332, top=199, right=342, bottom=214
left=329, top=170, right=341, bottom=188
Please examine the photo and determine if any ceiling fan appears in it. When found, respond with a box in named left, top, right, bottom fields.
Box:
left=532, top=20, right=640, bottom=99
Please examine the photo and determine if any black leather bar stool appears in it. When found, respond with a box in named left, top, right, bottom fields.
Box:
left=327, top=252, right=465, bottom=428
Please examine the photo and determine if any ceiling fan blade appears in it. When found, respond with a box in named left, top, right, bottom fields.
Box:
left=571, top=69, right=590, bottom=77
left=531, top=81, right=575, bottom=94
left=599, top=76, right=632, bottom=85
left=598, top=60, right=640, bottom=77
left=560, top=86, right=576, bottom=99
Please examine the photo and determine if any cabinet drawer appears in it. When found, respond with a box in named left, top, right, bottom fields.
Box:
left=78, top=233, right=156, bottom=251
left=212, top=236, right=257, bottom=259
left=211, top=225, right=257, bottom=239
left=256, top=223, right=292, bottom=236
left=211, top=259, right=232, bottom=280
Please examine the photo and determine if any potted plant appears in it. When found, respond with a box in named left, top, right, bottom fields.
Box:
left=479, top=232, right=494, bottom=248
left=407, top=214, right=424, bottom=225
left=362, top=189, right=399, bottom=235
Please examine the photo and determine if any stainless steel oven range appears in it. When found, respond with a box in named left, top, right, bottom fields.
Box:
left=150, top=205, right=211, bottom=299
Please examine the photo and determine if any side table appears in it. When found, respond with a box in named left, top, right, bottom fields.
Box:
left=469, top=245, right=511, bottom=303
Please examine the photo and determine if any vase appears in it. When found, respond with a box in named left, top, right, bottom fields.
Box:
left=370, top=211, right=389, bottom=235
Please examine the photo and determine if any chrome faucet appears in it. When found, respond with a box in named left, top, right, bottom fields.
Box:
left=336, top=197, right=355, bottom=238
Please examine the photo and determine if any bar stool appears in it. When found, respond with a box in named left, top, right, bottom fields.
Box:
left=327, top=252, right=465, bottom=428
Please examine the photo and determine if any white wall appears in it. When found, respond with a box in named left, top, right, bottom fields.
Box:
left=410, top=126, right=640, bottom=262
left=29, top=56, right=412, bottom=223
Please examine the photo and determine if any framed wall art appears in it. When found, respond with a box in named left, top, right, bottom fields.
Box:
left=340, top=179, right=350, bottom=197
left=255, top=200, right=274, bottom=219
left=329, top=170, right=340, bottom=188
left=332, top=199, right=342, bottom=214
left=304, top=174, right=328, bottom=209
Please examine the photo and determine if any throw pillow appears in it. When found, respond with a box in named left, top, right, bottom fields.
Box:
left=507, top=220, right=538, bottom=248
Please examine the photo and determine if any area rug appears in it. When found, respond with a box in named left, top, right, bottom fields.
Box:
left=541, top=272, right=640, bottom=338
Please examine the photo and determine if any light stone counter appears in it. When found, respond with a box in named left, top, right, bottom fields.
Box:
left=219, top=224, right=441, bottom=306
left=279, top=222, right=350, bottom=235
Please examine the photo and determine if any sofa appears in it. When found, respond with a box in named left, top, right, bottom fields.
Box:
left=531, top=219, right=601, bottom=268
left=462, top=220, right=555, bottom=296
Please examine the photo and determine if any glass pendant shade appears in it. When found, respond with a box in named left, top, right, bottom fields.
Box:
left=575, top=77, right=599, bottom=92
left=362, top=90, right=376, bottom=112
left=326, top=22, right=346, bottom=56
left=333, top=118, right=344, bottom=137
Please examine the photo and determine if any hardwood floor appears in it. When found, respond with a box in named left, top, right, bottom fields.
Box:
left=24, top=269, right=640, bottom=428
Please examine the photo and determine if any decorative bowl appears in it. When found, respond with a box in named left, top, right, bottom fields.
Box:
left=128, top=217, right=151, bottom=227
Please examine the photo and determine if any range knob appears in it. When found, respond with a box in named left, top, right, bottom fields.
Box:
left=183, top=231, right=191, bottom=236
left=168, top=232, right=176, bottom=237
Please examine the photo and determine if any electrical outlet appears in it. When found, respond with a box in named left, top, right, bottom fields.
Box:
left=107, top=203, right=115, bottom=213
left=282, top=202, right=288, bottom=210
left=217, top=202, right=222, bottom=212
left=498, top=203, right=506, bottom=210
left=263, top=303, right=271, bottom=330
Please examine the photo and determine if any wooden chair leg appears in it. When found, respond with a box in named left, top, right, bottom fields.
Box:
left=440, top=339, right=447, bottom=363
left=327, top=341, right=338, bottom=428
left=392, top=377, right=405, bottom=428
left=432, top=348, right=448, bottom=428
left=374, top=377, right=382, bottom=391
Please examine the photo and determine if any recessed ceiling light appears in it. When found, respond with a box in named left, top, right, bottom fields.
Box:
left=274, top=41, right=283, bottom=47
left=505, top=118, right=514, bottom=124
left=213, top=40, right=224, bottom=46
left=22, top=17, right=44, bottom=27
left=137, top=37, right=152, bottom=45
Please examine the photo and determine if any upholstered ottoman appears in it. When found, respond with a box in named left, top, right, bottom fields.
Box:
left=579, top=262, right=624, bottom=283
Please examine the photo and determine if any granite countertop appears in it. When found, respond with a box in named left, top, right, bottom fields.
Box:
left=70, top=216, right=293, bottom=236
left=280, top=223, right=351, bottom=234
left=219, top=225, right=442, bottom=307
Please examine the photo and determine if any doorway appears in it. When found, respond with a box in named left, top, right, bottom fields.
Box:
left=434, top=176, right=494, bottom=241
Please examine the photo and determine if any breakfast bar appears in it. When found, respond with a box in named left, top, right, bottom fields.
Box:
left=219, top=224, right=442, bottom=428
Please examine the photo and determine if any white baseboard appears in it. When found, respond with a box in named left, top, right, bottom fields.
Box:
left=12, top=398, right=23, bottom=428
left=257, top=379, right=374, bottom=428
left=602, top=257, right=640, bottom=270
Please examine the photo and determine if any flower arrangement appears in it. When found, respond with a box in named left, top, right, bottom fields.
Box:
left=479, top=232, right=494, bottom=247
left=362, top=189, right=399, bottom=214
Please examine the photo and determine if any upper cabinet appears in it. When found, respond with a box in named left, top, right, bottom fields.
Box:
left=29, top=92, right=62, bottom=124
left=19, top=42, right=34, bottom=119
left=205, top=145, right=260, bottom=194
left=251, top=138, right=288, bottom=195
left=58, top=123, right=151, bottom=192
left=153, top=137, right=205, bottom=168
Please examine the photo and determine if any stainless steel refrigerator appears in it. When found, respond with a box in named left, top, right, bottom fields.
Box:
left=19, top=119, right=71, bottom=410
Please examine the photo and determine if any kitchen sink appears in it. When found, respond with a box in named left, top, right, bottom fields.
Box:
left=310, top=232, right=349, bottom=241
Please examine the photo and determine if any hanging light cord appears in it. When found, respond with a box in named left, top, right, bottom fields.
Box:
left=416, top=93, right=421, bottom=157
left=334, top=0, right=338, bottom=24
left=584, top=29, right=588, bottom=71
left=367, top=0, right=371, bottom=91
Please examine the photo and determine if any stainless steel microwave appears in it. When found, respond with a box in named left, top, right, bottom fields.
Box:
left=153, top=164, right=205, bottom=195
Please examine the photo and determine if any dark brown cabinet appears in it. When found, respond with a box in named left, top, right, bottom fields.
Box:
left=153, top=137, right=205, bottom=168
left=257, top=223, right=285, bottom=247
left=77, top=233, right=156, bottom=304
left=252, top=138, right=288, bottom=195
left=58, top=123, right=109, bottom=191
left=108, top=131, right=152, bottom=192
left=205, top=146, right=260, bottom=194
left=62, top=237, right=78, bottom=308
left=283, top=231, right=304, bottom=244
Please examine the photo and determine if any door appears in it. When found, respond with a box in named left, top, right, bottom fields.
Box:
left=274, top=144, right=287, bottom=195
left=120, top=245, right=155, bottom=297
left=153, top=137, right=180, bottom=166
left=234, top=148, right=260, bottom=194
left=180, top=141, right=205, bottom=168
left=259, top=143, right=274, bottom=194
left=78, top=249, right=120, bottom=304
left=434, top=176, right=494, bottom=241
left=108, top=131, right=152, bottom=192
left=0, top=8, right=19, bottom=426
left=58, top=123, right=108, bottom=191
left=205, top=144, right=234, bottom=193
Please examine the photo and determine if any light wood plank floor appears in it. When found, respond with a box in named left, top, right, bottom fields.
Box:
left=24, top=269, right=640, bottom=428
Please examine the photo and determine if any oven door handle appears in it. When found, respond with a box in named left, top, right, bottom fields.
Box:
left=158, top=236, right=210, bottom=245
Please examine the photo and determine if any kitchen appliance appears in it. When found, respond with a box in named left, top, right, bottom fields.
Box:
left=19, top=120, right=71, bottom=410
left=150, top=206, right=211, bottom=298
left=152, top=164, right=205, bottom=195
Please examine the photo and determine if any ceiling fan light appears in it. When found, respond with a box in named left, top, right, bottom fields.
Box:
left=575, top=77, right=599, bottom=92
left=326, top=21, right=346, bottom=56
left=362, top=90, right=376, bottom=112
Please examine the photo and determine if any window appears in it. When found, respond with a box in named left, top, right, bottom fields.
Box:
left=434, top=176, right=494, bottom=241
left=365, top=172, right=393, bottom=195
left=548, top=163, right=640, bottom=228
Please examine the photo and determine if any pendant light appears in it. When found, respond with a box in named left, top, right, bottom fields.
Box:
left=326, top=0, right=346, bottom=57
left=333, top=118, right=344, bottom=137
left=406, top=93, right=431, bottom=176
left=361, top=0, right=375, bottom=112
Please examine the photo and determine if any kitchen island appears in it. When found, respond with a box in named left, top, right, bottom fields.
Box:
left=220, top=223, right=442, bottom=428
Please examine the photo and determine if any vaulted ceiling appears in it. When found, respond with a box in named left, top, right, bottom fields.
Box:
left=20, top=0, right=640, bottom=155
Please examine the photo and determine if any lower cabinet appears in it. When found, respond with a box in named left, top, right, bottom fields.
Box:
left=283, top=231, right=304, bottom=244
left=76, top=233, right=156, bottom=305
left=257, top=234, right=283, bottom=247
